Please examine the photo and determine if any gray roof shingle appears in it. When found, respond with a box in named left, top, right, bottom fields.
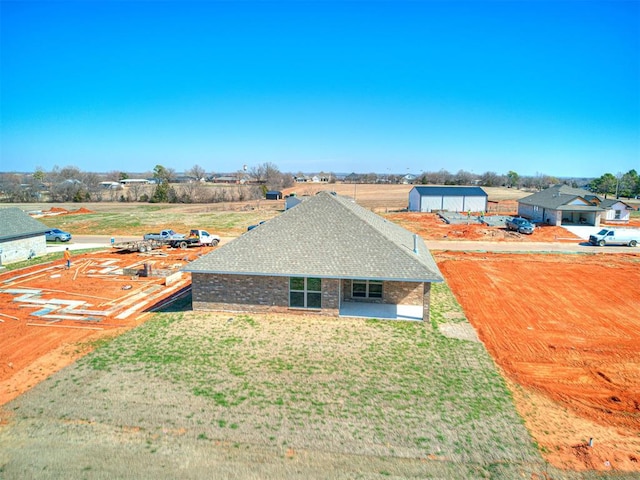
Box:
left=519, top=185, right=604, bottom=211
left=184, top=192, right=443, bottom=283
left=412, top=186, right=487, bottom=197
left=0, top=207, right=49, bottom=241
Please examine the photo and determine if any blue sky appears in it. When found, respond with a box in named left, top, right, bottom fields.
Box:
left=1, top=0, right=638, bottom=178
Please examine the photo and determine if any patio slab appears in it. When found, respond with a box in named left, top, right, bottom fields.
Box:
left=339, top=302, right=423, bottom=321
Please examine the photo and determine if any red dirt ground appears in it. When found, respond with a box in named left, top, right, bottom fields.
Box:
left=435, top=251, right=640, bottom=472
left=0, top=246, right=206, bottom=406
left=386, top=212, right=582, bottom=242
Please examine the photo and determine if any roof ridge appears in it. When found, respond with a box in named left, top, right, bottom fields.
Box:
left=326, top=193, right=436, bottom=271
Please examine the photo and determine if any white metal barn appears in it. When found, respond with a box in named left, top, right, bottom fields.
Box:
left=408, top=186, right=488, bottom=213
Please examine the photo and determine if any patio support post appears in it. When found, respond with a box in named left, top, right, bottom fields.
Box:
left=422, top=282, right=431, bottom=321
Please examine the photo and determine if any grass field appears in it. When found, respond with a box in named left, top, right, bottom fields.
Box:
left=19, top=184, right=640, bottom=238
left=0, top=284, right=567, bottom=479
left=3, top=284, right=634, bottom=478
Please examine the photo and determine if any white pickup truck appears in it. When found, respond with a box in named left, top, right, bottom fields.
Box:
left=589, top=228, right=639, bottom=247
left=169, top=229, right=220, bottom=249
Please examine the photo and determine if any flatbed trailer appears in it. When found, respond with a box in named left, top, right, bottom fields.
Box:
left=112, top=239, right=164, bottom=253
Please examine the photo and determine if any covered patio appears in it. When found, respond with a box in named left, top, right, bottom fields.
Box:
left=339, top=302, right=424, bottom=321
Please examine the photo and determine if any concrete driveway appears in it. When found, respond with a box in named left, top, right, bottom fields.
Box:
left=561, top=225, right=603, bottom=240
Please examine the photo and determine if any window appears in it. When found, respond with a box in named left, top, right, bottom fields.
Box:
left=289, top=277, right=322, bottom=309
left=352, top=280, right=383, bottom=299
left=614, top=210, right=621, bottom=220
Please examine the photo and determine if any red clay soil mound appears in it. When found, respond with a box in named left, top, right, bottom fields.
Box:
left=436, top=251, right=640, bottom=471
left=386, top=212, right=581, bottom=242
left=70, top=207, right=93, bottom=214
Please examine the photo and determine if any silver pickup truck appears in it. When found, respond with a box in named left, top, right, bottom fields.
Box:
left=143, top=229, right=185, bottom=242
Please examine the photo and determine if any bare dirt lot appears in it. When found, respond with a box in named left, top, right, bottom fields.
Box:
left=0, top=246, right=204, bottom=406
left=436, top=251, right=640, bottom=472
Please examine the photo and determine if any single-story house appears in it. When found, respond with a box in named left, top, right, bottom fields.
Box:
left=265, top=190, right=283, bottom=200
left=408, top=186, right=488, bottom=213
left=184, top=192, right=444, bottom=321
left=517, top=185, right=604, bottom=226
left=598, top=199, right=633, bottom=223
left=0, top=208, right=49, bottom=266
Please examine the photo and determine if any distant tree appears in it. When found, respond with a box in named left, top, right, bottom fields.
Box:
left=479, top=171, right=502, bottom=187
left=248, top=162, right=288, bottom=190
left=59, top=165, right=82, bottom=181
left=188, top=164, right=207, bottom=182
left=33, top=168, right=46, bottom=183
left=453, top=170, right=474, bottom=185
left=248, top=164, right=266, bottom=184
left=506, top=171, right=520, bottom=188
left=152, top=164, right=175, bottom=184
left=127, top=182, right=145, bottom=202
left=420, top=169, right=452, bottom=185
left=263, top=162, right=282, bottom=187
left=151, top=164, right=174, bottom=202
left=590, top=173, right=617, bottom=197
left=363, top=172, right=378, bottom=183
left=618, top=170, right=639, bottom=198
left=0, top=173, right=24, bottom=202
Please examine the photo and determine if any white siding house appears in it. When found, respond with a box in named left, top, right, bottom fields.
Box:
left=599, top=199, right=633, bottom=223
left=0, top=208, right=49, bottom=266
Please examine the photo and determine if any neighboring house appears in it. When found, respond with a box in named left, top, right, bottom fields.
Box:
left=265, top=190, right=283, bottom=200
left=0, top=208, right=49, bottom=266
left=184, top=192, right=443, bottom=321
left=517, top=185, right=604, bottom=226
left=598, top=199, right=633, bottom=223
left=408, top=186, right=488, bottom=213
left=401, top=174, right=417, bottom=184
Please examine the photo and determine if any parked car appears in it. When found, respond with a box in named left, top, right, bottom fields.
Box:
left=505, top=217, right=535, bottom=234
left=45, top=228, right=72, bottom=242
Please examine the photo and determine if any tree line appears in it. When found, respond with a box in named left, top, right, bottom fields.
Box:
left=0, top=163, right=638, bottom=203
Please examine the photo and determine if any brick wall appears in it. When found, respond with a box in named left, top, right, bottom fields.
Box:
left=192, top=273, right=339, bottom=317
left=341, top=279, right=424, bottom=306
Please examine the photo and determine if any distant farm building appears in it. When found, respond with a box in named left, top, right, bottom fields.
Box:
left=265, top=190, right=283, bottom=200
left=120, top=179, right=152, bottom=186
left=408, top=186, right=488, bottom=213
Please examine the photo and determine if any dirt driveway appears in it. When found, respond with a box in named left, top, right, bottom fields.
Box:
left=436, top=251, right=640, bottom=472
